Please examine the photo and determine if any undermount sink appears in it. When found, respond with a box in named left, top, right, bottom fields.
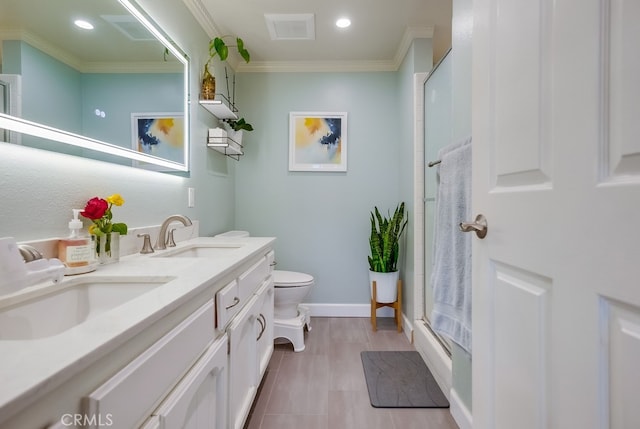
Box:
left=0, top=277, right=173, bottom=341
left=152, top=243, right=243, bottom=258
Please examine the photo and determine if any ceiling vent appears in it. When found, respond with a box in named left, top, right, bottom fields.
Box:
left=101, top=15, right=155, bottom=41
left=264, top=14, right=315, bottom=40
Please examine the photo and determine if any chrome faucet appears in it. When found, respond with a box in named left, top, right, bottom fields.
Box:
left=18, top=244, right=44, bottom=262
left=155, top=215, right=193, bottom=250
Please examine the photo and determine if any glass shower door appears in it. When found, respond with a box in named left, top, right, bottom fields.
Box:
left=423, top=50, right=453, bottom=353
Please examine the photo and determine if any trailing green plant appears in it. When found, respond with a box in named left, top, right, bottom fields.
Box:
left=205, top=36, right=254, bottom=131
left=224, top=117, right=253, bottom=132
left=368, top=202, right=407, bottom=273
left=208, top=36, right=250, bottom=65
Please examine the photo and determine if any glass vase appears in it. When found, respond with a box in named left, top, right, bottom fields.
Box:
left=93, top=232, right=120, bottom=264
left=201, top=64, right=216, bottom=100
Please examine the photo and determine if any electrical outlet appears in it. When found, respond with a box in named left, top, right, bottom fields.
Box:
left=188, top=187, right=195, bottom=208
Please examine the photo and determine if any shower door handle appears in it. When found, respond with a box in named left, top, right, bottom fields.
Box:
left=460, top=214, right=488, bottom=239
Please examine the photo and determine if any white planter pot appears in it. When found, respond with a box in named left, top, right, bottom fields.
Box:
left=369, top=270, right=399, bottom=303
left=222, top=123, right=243, bottom=146
left=228, top=129, right=243, bottom=145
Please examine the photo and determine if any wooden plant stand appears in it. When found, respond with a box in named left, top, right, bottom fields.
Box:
left=370, top=279, right=402, bottom=332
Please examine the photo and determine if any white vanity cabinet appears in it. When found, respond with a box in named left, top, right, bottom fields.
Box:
left=0, top=239, right=275, bottom=429
left=142, top=333, right=228, bottom=429
left=85, top=300, right=216, bottom=428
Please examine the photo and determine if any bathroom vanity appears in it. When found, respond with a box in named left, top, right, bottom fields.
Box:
left=0, top=236, right=275, bottom=429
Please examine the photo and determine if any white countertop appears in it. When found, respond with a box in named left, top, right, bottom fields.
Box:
left=0, top=235, right=275, bottom=422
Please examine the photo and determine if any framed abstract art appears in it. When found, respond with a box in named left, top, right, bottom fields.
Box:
left=289, top=112, right=347, bottom=172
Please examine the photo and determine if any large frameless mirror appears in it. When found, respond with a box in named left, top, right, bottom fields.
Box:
left=0, top=0, right=189, bottom=172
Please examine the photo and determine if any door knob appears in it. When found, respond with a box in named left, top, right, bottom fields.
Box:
left=459, top=214, right=488, bottom=239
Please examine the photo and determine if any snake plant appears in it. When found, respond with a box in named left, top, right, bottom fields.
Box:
left=368, top=202, right=407, bottom=273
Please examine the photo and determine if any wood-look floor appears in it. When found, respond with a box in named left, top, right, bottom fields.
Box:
left=244, top=317, right=459, bottom=429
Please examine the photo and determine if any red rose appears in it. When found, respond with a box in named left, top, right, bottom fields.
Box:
left=81, top=198, right=108, bottom=220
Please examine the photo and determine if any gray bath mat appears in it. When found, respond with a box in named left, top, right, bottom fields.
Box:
left=360, top=351, right=449, bottom=408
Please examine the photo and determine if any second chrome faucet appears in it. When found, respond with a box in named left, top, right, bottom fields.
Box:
left=154, top=215, right=193, bottom=250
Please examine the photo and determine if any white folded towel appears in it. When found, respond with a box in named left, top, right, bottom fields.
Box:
left=430, top=137, right=472, bottom=354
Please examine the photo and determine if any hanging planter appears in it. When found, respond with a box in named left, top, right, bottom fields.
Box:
left=201, top=36, right=250, bottom=101
left=223, top=117, right=253, bottom=147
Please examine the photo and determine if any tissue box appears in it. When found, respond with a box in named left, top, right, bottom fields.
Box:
left=208, top=127, right=227, bottom=143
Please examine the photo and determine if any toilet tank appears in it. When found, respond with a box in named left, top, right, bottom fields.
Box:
left=214, top=231, right=250, bottom=238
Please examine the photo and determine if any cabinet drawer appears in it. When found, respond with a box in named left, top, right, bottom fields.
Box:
left=85, top=301, right=215, bottom=429
left=238, top=257, right=268, bottom=302
left=153, top=334, right=228, bottom=429
left=216, top=279, right=240, bottom=329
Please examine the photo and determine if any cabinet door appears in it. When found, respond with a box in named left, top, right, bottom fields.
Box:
left=255, top=277, right=274, bottom=379
left=85, top=301, right=214, bottom=429
left=227, top=295, right=260, bottom=429
left=153, top=334, right=228, bottom=429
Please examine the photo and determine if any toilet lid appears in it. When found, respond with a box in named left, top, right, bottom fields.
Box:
left=272, top=270, right=314, bottom=288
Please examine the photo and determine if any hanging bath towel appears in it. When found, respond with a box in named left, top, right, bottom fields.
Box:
left=430, top=137, right=472, bottom=354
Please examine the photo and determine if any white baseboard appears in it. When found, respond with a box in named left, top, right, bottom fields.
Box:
left=305, top=303, right=395, bottom=318
left=449, top=388, right=473, bottom=429
left=304, top=304, right=414, bottom=345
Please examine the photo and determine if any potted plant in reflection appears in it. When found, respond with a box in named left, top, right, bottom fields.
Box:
left=368, top=203, right=407, bottom=303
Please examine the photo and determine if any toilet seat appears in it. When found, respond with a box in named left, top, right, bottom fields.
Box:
left=272, top=270, right=314, bottom=288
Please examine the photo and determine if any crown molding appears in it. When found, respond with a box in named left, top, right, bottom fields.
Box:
left=393, top=26, right=434, bottom=69
left=181, top=0, right=220, bottom=38
left=237, top=26, right=435, bottom=73
left=0, top=28, right=82, bottom=71
left=1, top=29, right=179, bottom=74
left=237, top=60, right=397, bottom=73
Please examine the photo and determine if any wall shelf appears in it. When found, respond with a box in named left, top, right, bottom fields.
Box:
left=199, top=95, right=238, bottom=120
left=207, top=136, right=243, bottom=161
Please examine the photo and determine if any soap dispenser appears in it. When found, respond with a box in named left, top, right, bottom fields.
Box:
left=58, top=209, right=96, bottom=275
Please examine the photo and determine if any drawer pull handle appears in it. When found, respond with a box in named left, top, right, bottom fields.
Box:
left=225, top=297, right=240, bottom=310
left=270, top=261, right=277, bottom=267
left=256, top=313, right=266, bottom=341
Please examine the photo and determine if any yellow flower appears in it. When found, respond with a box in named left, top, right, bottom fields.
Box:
left=106, top=194, right=125, bottom=206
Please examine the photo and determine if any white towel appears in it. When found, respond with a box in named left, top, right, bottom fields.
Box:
left=430, top=137, right=472, bottom=354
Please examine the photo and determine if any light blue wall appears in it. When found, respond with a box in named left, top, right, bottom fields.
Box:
left=81, top=73, right=183, bottom=150
left=233, top=71, right=400, bottom=304
left=3, top=41, right=82, bottom=136
left=233, top=40, right=431, bottom=309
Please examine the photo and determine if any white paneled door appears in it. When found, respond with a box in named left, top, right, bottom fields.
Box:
left=472, top=0, right=640, bottom=428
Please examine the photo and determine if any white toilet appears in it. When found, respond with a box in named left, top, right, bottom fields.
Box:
left=272, top=270, right=314, bottom=352
left=215, top=231, right=313, bottom=352
left=272, top=270, right=313, bottom=318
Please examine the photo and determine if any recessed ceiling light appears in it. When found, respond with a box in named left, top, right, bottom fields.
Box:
left=336, top=18, right=351, bottom=29
left=74, top=19, right=94, bottom=30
